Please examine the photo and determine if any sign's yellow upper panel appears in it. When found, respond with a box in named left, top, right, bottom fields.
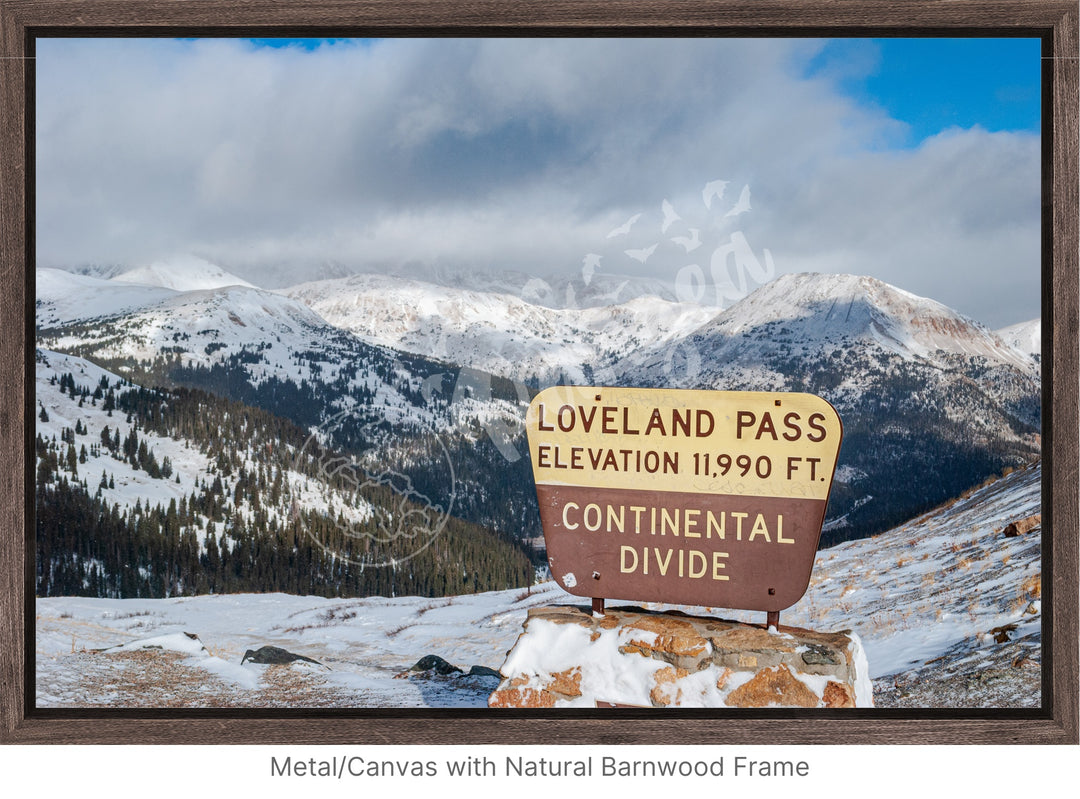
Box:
left=526, top=386, right=843, bottom=501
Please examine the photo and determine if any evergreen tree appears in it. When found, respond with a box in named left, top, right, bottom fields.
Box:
left=65, top=443, right=78, bottom=477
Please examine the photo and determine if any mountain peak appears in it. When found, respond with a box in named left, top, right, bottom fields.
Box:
left=112, top=255, right=256, bottom=292
left=714, top=272, right=1033, bottom=371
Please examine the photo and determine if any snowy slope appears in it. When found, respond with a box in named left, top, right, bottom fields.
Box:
left=111, top=254, right=256, bottom=292
left=762, top=460, right=1042, bottom=695
left=36, top=269, right=179, bottom=328
left=283, top=273, right=716, bottom=383
left=36, top=459, right=1041, bottom=709
left=36, top=349, right=214, bottom=526
left=35, top=349, right=375, bottom=550
left=996, top=318, right=1041, bottom=359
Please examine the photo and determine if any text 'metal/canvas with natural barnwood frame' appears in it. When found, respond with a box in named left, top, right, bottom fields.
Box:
left=526, top=387, right=842, bottom=614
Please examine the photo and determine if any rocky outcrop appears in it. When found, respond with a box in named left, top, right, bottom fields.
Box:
left=409, top=654, right=463, bottom=675
left=240, top=645, right=322, bottom=666
left=466, top=665, right=503, bottom=679
left=1002, top=514, right=1040, bottom=537
left=396, top=655, right=503, bottom=681
left=488, top=605, right=872, bottom=708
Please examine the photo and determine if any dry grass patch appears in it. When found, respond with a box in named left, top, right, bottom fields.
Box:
left=1020, top=573, right=1041, bottom=600
left=50, top=649, right=357, bottom=709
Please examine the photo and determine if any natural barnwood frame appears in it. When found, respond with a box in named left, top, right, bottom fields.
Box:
left=1, top=0, right=1076, bottom=744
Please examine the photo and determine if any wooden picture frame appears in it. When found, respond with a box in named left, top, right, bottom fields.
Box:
left=1, top=0, right=1076, bottom=744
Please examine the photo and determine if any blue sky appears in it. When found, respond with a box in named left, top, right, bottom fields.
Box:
left=808, top=37, right=1040, bottom=144
left=36, top=37, right=1042, bottom=326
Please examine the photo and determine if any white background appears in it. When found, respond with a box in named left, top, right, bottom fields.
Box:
left=0, top=743, right=1075, bottom=794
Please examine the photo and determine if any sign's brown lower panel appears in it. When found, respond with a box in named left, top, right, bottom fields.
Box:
left=537, top=484, right=827, bottom=612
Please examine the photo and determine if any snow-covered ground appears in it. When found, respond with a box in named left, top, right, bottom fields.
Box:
left=37, top=585, right=567, bottom=708
left=36, top=460, right=1041, bottom=709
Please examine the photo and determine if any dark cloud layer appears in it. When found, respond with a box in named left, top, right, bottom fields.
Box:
left=36, top=38, right=1039, bottom=327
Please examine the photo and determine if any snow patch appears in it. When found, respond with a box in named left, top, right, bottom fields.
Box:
left=103, top=632, right=207, bottom=656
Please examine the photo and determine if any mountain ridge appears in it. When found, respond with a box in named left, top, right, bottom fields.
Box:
left=645, top=271, right=1035, bottom=374
left=36, top=263, right=1041, bottom=547
left=283, top=271, right=717, bottom=384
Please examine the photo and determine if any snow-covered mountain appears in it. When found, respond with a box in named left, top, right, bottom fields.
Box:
left=37, top=268, right=451, bottom=428
left=282, top=270, right=1038, bottom=400
left=37, top=264, right=1041, bottom=548
left=996, top=318, right=1041, bottom=360
left=639, top=272, right=1040, bottom=424
left=283, top=273, right=716, bottom=383
left=605, top=273, right=1041, bottom=544
left=628, top=272, right=1036, bottom=376
left=36, top=268, right=179, bottom=328
left=36, top=267, right=540, bottom=548
left=111, top=254, right=256, bottom=292
left=624, top=272, right=1041, bottom=441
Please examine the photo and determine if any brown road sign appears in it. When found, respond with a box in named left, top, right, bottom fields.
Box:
left=525, top=387, right=843, bottom=612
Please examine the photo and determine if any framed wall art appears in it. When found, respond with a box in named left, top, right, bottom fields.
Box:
left=1, top=0, right=1076, bottom=745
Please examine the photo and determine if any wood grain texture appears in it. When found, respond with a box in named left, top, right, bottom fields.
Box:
left=0, top=0, right=30, bottom=745
left=2, top=712, right=1070, bottom=745
left=1, top=0, right=1076, bottom=745
left=1046, top=3, right=1080, bottom=744
left=0, top=0, right=1075, bottom=31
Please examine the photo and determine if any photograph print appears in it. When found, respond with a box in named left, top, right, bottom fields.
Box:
left=32, top=36, right=1043, bottom=710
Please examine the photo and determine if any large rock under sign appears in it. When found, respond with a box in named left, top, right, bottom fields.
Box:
left=488, top=605, right=873, bottom=708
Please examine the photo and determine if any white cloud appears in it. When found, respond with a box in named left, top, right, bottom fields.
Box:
left=35, top=37, right=1039, bottom=326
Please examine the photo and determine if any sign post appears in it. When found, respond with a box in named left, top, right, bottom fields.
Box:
left=525, top=387, right=843, bottom=623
